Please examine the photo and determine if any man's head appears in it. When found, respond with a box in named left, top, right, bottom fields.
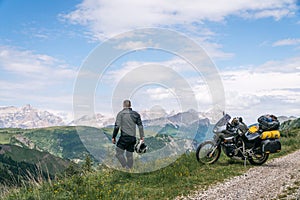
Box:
left=123, top=100, right=131, bottom=108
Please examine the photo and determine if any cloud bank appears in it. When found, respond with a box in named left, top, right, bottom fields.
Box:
left=0, top=46, right=77, bottom=111
left=62, top=0, right=297, bottom=39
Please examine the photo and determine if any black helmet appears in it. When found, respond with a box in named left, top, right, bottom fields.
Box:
left=135, top=140, right=147, bottom=154
left=231, top=117, right=239, bottom=126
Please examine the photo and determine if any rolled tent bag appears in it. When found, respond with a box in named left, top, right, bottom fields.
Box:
left=258, top=115, right=280, bottom=131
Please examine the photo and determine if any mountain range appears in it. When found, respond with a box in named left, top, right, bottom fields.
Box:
left=0, top=105, right=65, bottom=129
left=0, top=105, right=212, bottom=129
left=1, top=104, right=297, bottom=129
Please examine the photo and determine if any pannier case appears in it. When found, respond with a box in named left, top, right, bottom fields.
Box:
left=262, top=139, right=281, bottom=153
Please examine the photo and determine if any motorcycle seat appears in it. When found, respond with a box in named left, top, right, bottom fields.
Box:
left=245, top=132, right=260, bottom=140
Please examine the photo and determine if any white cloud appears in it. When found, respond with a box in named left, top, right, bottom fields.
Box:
left=61, top=0, right=296, bottom=60
left=245, top=8, right=294, bottom=20
left=257, top=56, right=300, bottom=73
left=200, top=40, right=234, bottom=59
left=104, top=58, right=202, bottom=85
left=0, top=46, right=77, bottom=113
left=0, top=46, right=77, bottom=80
left=115, top=40, right=160, bottom=50
left=145, top=87, right=174, bottom=100
left=94, top=52, right=300, bottom=121
left=221, top=56, right=300, bottom=122
left=104, top=61, right=143, bottom=83
left=62, top=0, right=296, bottom=39
left=272, top=38, right=300, bottom=46
left=98, top=58, right=205, bottom=113
left=0, top=80, right=48, bottom=91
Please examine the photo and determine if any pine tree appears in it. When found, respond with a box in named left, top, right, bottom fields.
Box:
left=82, top=155, right=93, bottom=173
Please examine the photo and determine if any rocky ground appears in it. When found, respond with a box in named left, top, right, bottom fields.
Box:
left=178, top=150, right=300, bottom=200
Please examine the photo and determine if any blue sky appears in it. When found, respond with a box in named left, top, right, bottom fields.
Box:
left=0, top=0, right=300, bottom=123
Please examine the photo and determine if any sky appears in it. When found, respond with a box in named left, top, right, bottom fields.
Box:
left=0, top=0, right=300, bottom=124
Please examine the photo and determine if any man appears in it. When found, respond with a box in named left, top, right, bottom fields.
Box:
left=112, top=100, right=144, bottom=169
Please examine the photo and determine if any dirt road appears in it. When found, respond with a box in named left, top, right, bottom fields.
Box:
left=180, top=150, right=300, bottom=200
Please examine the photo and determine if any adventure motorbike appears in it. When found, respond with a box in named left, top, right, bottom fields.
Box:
left=196, top=113, right=281, bottom=165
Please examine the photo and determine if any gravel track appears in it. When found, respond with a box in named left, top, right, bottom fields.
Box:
left=178, top=150, right=300, bottom=200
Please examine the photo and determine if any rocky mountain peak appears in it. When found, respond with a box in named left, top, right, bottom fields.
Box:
left=0, top=105, right=65, bottom=129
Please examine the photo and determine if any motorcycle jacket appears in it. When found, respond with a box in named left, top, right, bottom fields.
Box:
left=112, top=108, right=144, bottom=139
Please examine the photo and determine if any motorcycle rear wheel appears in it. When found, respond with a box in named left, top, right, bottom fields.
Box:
left=196, top=140, right=221, bottom=164
left=248, top=151, right=269, bottom=165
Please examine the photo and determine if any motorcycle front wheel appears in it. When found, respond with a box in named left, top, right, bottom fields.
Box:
left=248, top=151, right=269, bottom=165
left=196, top=140, right=221, bottom=164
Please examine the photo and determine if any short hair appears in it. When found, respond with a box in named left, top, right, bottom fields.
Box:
left=123, top=100, right=131, bottom=108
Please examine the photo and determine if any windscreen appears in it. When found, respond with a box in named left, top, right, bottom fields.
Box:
left=213, top=114, right=231, bottom=133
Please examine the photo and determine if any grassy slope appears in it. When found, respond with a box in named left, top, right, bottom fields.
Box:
left=2, top=144, right=70, bottom=175
left=22, top=126, right=91, bottom=160
left=0, top=129, right=23, bottom=144
left=1, top=126, right=171, bottom=170
left=3, top=126, right=300, bottom=200
left=3, top=126, right=107, bottom=162
left=0, top=144, right=71, bottom=189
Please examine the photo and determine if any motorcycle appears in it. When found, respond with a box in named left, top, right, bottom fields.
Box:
left=196, top=113, right=281, bottom=165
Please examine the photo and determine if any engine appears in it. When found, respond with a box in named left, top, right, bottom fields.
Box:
left=222, top=136, right=244, bottom=158
left=223, top=143, right=236, bottom=157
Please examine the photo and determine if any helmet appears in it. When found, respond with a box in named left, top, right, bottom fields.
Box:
left=231, top=117, right=239, bottom=127
left=135, top=140, right=147, bottom=154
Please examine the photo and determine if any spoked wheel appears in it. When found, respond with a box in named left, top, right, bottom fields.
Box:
left=196, top=140, right=221, bottom=164
left=248, top=150, right=269, bottom=165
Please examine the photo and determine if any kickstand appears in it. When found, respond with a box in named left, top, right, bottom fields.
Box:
left=242, top=142, right=247, bottom=167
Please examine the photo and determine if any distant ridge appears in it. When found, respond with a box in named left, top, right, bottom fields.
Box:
left=0, top=104, right=297, bottom=129
left=0, top=104, right=65, bottom=129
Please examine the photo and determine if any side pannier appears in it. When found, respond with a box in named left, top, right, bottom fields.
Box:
left=258, top=114, right=280, bottom=131
left=262, top=139, right=281, bottom=153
